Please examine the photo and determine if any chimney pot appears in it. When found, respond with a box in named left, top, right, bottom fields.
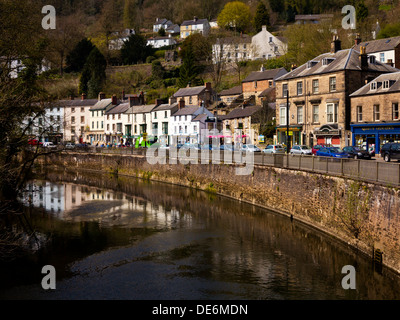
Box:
left=81, top=93, right=86, bottom=100
left=98, top=92, right=106, bottom=101
left=359, top=46, right=368, bottom=70
left=331, top=35, right=341, bottom=53
left=179, top=98, right=185, bottom=110
left=112, top=94, right=118, bottom=105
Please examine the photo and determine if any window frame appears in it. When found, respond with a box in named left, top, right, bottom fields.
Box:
left=329, top=77, right=336, bottom=92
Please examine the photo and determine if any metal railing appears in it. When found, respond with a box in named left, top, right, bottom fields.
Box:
left=66, top=147, right=400, bottom=186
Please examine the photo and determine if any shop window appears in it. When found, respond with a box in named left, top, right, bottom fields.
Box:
left=357, top=106, right=363, bottom=122
left=373, top=105, right=380, bottom=121
left=393, top=103, right=399, bottom=120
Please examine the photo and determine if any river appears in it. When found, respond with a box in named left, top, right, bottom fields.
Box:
left=0, top=170, right=400, bottom=300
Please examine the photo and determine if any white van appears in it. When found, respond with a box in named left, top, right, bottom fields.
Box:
left=43, top=142, right=56, bottom=148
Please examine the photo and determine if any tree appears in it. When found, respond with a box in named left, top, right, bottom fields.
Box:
left=356, top=0, right=369, bottom=23
left=65, top=38, right=95, bottom=73
left=178, top=46, right=202, bottom=88
left=120, top=34, right=152, bottom=65
left=254, top=1, right=270, bottom=32
left=217, top=1, right=252, bottom=33
left=79, top=47, right=107, bottom=98
left=179, top=33, right=212, bottom=64
left=377, top=22, right=400, bottom=39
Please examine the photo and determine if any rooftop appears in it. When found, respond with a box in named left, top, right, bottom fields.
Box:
left=242, top=68, right=287, bottom=83
left=353, top=36, right=400, bottom=54
left=172, top=106, right=201, bottom=116
left=127, top=104, right=157, bottom=114
left=219, top=85, right=242, bottom=96
left=224, top=106, right=262, bottom=120
left=173, top=85, right=206, bottom=98
left=105, top=103, right=130, bottom=114
left=350, top=71, right=400, bottom=97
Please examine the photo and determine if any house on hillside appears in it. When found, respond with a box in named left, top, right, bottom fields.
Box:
left=241, top=66, right=287, bottom=104
left=180, top=17, right=210, bottom=39
left=251, top=26, right=287, bottom=60
left=353, top=34, right=400, bottom=69
left=109, top=29, right=135, bottom=50
left=212, top=35, right=253, bottom=64
left=153, top=18, right=173, bottom=33
left=275, top=36, right=399, bottom=149
left=218, top=85, right=243, bottom=107
left=170, top=83, right=216, bottom=107
left=147, top=35, right=177, bottom=49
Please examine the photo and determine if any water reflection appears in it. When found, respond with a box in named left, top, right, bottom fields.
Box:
left=0, top=170, right=399, bottom=300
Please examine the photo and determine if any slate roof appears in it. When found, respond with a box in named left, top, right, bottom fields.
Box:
left=353, top=36, right=400, bottom=54
left=192, top=114, right=208, bottom=122
left=57, top=99, right=98, bottom=107
left=224, top=106, right=262, bottom=120
left=127, top=104, right=157, bottom=114
left=153, top=102, right=178, bottom=111
left=242, top=68, right=287, bottom=83
left=181, top=18, right=209, bottom=26
left=350, top=71, right=400, bottom=97
left=219, top=85, right=242, bottom=96
left=171, top=106, right=200, bottom=116
left=90, top=99, right=113, bottom=111
left=105, top=103, right=130, bottom=114
left=173, top=86, right=206, bottom=97
left=258, top=87, right=275, bottom=97
left=154, top=18, right=169, bottom=25
left=215, top=35, right=252, bottom=45
left=276, top=49, right=399, bottom=81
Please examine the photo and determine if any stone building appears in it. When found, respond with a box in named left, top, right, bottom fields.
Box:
left=350, top=71, right=400, bottom=153
left=275, top=36, right=398, bottom=148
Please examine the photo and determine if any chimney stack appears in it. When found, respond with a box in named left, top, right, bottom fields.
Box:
left=139, top=91, right=145, bottom=105
left=81, top=93, right=86, bottom=100
left=129, top=96, right=140, bottom=107
left=387, top=59, right=394, bottom=67
left=155, top=99, right=163, bottom=106
left=98, top=92, right=106, bottom=101
left=359, top=46, right=368, bottom=70
left=194, top=16, right=198, bottom=22
left=70, top=95, right=74, bottom=100
left=331, top=35, right=341, bottom=54
left=179, top=98, right=185, bottom=110
left=355, top=33, right=361, bottom=46
left=291, top=64, right=297, bottom=71
left=112, top=94, right=118, bottom=105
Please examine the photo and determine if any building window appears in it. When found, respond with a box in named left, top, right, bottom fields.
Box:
left=81, top=116, right=84, bottom=123
left=393, top=103, right=399, bottom=120
left=326, top=103, right=338, bottom=123
left=101, top=121, right=103, bottom=129
left=297, top=106, right=303, bottom=124
left=383, top=80, right=390, bottom=89
left=313, top=105, right=319, bottom=123
left=279, top=107, right=286, bottom=125
left=373, top=105, right=380, bottom=121
left=380, top=52, right=385, bottom=63
left=71, top=108, right=75, bottom=113
left=370, top=82, right=377, bottom=90
left=154, top=112, right=157, bottom=119
left=107, top=124, right=110, bottom=131
left=357, top=106, right=363, bottom=122
left=297, top=81, right=303, bottom=95
left=165, top=111, right=168, bottom=118
left=312, top=79, right=319, bottom=94
left=81, top=107, right=84, bottom=112
left=189, top=96, right=192, bottom=104
left=92, top=121, right=94, bottom=129
left=329, top=77, right=336, bottom=92
left=282, top=84, right=288, bottom=97
left=71, top=116, right=75, bottom=124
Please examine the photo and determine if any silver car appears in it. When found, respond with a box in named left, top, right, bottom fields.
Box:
left=263, top=144, right=285, bottom=154
left=290, top=145, right=312, bottom=155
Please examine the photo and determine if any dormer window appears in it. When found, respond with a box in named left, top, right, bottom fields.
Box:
left=383, top=80, right=390, bottom=89
left=307, top=61, right=318, bottom=68
left=369, top=56, right=376, bottom=64
left=370, top=82, right=377, bottom=90
left=322, top=58, right=335, bottom=66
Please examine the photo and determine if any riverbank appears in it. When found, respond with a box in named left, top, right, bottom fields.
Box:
left=39, top=151, right=400, bottom=275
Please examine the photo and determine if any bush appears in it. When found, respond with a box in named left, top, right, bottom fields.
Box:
left=146, top=56, right=156, bottom=64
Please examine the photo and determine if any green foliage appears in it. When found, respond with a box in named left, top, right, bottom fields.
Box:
left=179, top=34, right=212, bottom=63
left=120, top=34, right=153, bottom=65
left=217, top=1, right=251, bottom=33
left=254, top=1, right=270, bottom=32
left=65, top=38, right=95, bottom=73
left=79, top=47, right=107, bottom=98
left=356, top=0, right=368, bottom=22
left=158, top=27, right=166, bottom=37
left=177, top=43, right=202, bottom=88
left=377, top=22, right=400, bottom=39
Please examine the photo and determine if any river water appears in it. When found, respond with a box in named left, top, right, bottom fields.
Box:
left=1, top=171, right=400, bottom=300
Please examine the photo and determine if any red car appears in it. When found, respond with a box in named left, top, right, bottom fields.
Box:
left=28, top=139, right=42, bottom=146
left=312, top=144, right=328, bottom=155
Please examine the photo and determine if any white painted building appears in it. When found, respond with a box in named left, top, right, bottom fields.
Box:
left=251, top=26, right=287, bottom=60
left=104, top=102, right=130, bottom=146
left=151, top=102, right=179, bottom=145
left=153, top=18, right=173, bottom=33
left=147, top=35, right=177, bottom=49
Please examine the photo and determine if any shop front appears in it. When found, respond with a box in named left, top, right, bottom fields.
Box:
left=351, top=123, right=400, bottom=154
left=276, top=126, right=303, bottom=148
left=313, top=124, right=342, bottom=147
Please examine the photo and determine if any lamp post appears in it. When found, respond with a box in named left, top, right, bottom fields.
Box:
left=286, top=89, right=290, bottom=150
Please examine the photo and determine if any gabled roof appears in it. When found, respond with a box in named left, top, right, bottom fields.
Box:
left=219, top=85, right=242, bottom=96
left=171, top=106, right=200, bottom=116
left=105, top=103, right=130, bottom=114
left=173, top=86, right=206, bottom=98
left=192, top=114, right=208, bottom=122
left=57, top=99, right=98, bottom=107
left=181, top=18, right=208, bottom=26
left=258, top=87, right=275, bottom=97
left=224, top=106, right=262, bottom=119
left=153, top=102, right=178, bottom=111
left=353, top=36, right=400, bottom=54
left=90, top=99, right=113, bottom=111
left=242, top=68, right=287, bottom=83
left=127, top=104, right=157, bottom=114
left=350, top=71, right=400, bottom=97
left=154, top=18, right=169, bottom=25
left=276, top=49, right=399, bottom=82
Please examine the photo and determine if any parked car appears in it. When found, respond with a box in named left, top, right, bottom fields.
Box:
left=290, top=145, right=312, bottom=155
left=263, top=145, right=285, bottom=154
left=181, top=143, right=201, bottom=150
left=241, top=144, right=261, bottom=152
left=42, top=142, right=56, bottom=148
left=28, top=139, right=42, bottom=146
left=342, top=146, right=371, bottom=160
left=312, top=144, right=329, bottom=155
left=316, top=147, right=350, bottom=158
left=380, top=142, right=400, bottom=162
left=65, top=143, right=76, bottom=149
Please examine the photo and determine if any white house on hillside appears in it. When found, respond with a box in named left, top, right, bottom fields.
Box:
left=153, top=18, right=173, bottom=33
left=147, top=35, right=177, bottom=49
left=251, top=26, right=287, bottom=60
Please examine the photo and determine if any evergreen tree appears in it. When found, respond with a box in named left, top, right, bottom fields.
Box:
left=79, top=47, right=107, bottom=98
left=254, top=1, right=270, bottom=33
left=65, top=38, right=95, bottom=73
left=269, top=0, right=284, bottom=13
left=356, top=0, right=368, bottom=23
left=120, top=34, right=152, bottom=65
left=177, top=48, right=200, bottom=88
